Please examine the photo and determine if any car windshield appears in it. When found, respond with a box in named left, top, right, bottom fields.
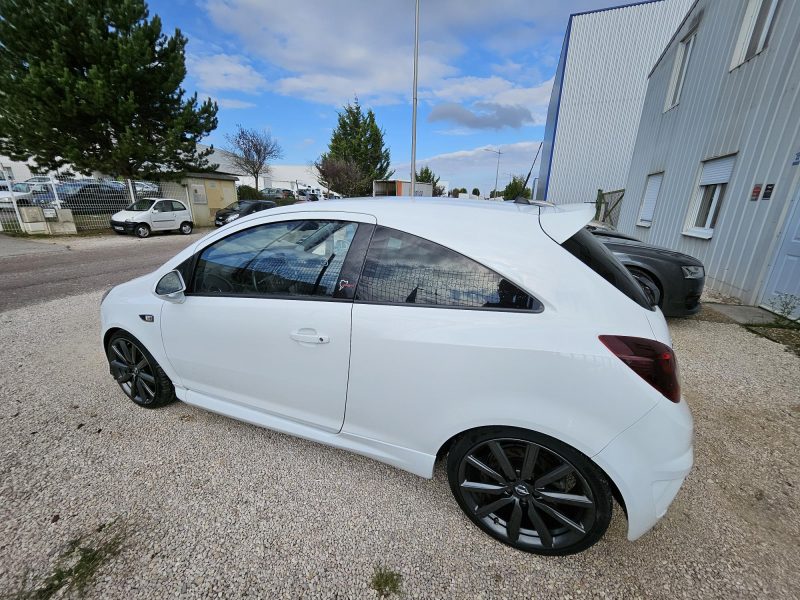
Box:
left=11, top=183, right=31, bottom=192
left=126, top=199, right=155, bottom=211
left=222, top=200, right=256, bottom=211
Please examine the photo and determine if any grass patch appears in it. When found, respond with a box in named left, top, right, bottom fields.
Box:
left=4, top=520, right=125, bottom=600
left=370, top=565, right=402, bottom=598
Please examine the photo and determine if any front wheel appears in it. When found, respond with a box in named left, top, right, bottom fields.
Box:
left=135, top=223, right=151, bottom=238
left=106, top=331, right=175, bottom=408
left=447, top=427, right=613, bottom=555
left=179, top=221, right=193, bottom=235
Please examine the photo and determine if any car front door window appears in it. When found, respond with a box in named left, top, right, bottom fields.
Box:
left=192, top=220, right=359, bottom=298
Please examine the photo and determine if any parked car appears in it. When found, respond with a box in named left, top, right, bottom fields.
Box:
left=214, top=199, right=277, bottom=227
left=133, top=181, right=160, bottom=195
left=101, top=198, right=692, bottom=556
left=587, top=224, right=705, bottom=316
left=57, top=180, right=131, bottom=215
left=0, top=183, right=34, bottom=208
left=109, top=198, right=193, bottom=238
left=280, top=189, right=296, bottom=200
left=259, top=187, right=284, bottom=201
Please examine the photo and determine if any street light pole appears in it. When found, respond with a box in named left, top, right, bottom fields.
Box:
left=410, top=0, right=420, bottom=198
left=484, top=148, right=502, bottom=197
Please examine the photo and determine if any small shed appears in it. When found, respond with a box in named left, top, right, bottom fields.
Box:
left=181, top=172, right=238, bottom=227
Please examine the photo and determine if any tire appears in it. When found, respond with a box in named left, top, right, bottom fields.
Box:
left=135, top=223, right=151, bottom=238
left=447, top=427, right=613, bottom=556
left=179, top=221, right=193, bottom=235
left=106, top=331, right=175, bottom=409
left=629, top=268, right=662, bottom=307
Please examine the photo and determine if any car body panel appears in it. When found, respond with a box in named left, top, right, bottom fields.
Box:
left=101, top=197, right=693, bottom=542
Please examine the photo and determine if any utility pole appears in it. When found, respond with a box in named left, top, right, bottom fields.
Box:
left=410, top=0, right=420, bottom=197
left=484, top=148, right=502, bottom=197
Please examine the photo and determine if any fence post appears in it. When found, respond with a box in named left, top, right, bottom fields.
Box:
left=49, top=175, right=62, bottom=209
left=126, top=178, right=136, bottom=204
left=8, top=179, right=25, bottom=232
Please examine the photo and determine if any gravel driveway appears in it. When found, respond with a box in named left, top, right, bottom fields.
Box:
left=1, top=295, right=798, bottom=598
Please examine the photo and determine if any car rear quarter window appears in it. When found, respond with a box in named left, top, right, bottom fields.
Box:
left=355, top=226, right=541, bottom=311
left=561, top=228, right=653, bottom=310
left=171, top=201, right=187, bottom=211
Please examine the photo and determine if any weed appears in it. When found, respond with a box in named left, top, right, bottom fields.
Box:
left=370, top=565, right=402, bottom=598
left=4, top=520, right=125, bottom=600
left=768, top=293, right=800, bottom=328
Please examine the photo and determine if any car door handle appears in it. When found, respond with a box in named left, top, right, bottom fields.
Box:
left=290, top=330, right=330, bottom=344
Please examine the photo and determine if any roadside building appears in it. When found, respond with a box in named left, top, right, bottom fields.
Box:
left=536, top=0, right=694, bottom=203
left=617, top=0, right=799, bottom=312
left=372, top=180, right=433, bottom=197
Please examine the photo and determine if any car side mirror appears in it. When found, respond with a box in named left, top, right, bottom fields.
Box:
left=155, top=270, right=186, bottom=303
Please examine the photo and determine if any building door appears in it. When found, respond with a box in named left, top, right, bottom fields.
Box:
left=761, top=186, right=800, bottom=319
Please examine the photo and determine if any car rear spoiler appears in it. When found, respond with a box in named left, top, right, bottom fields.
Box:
left=538, top=203, right=596, bottom=244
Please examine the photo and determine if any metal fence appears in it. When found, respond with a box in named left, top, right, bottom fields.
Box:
left=596, top=189, right=625, bottom=228
left=0, top=176, right=188, bottom=233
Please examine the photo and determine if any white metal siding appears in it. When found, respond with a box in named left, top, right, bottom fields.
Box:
left=618, top=0, right=800, bottom=304
left=540, top=0, right=694, bottom=204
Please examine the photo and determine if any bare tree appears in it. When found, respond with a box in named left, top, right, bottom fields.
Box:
left=314, top=155, right=362, bottom=197
left=225, top=125, right=283, bottom=189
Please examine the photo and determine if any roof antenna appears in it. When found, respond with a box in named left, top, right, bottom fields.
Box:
left=514, top=141, right=543, bottom=204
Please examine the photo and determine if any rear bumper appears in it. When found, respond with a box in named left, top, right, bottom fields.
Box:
left=593, top=397, right=694, bottom=540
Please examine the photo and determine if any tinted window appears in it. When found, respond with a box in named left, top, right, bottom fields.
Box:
left=153, top=201, right=171, bottom=212
left=355, top=226, right=541, bottom=311
left=193, top=220, right=358, bottom=298
left=171, top=201, right=187, bottom=211
left=561, top=228, right=652, bottom=310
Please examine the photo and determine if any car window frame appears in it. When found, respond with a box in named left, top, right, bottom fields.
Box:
left=181, top=217, right=375, bottom=304
left=352, top=225, right=544, bottom=314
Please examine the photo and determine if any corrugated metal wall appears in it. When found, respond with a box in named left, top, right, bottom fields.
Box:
left=539, top=0, right=694, bottom=204
left=617, top=0, right=800, bottom=304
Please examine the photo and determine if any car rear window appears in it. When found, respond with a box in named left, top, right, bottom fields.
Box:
left=561, top=228, right=653, bottom=310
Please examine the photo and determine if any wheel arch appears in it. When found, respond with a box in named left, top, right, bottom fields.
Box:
left=435, top=425, right=627, bottom=516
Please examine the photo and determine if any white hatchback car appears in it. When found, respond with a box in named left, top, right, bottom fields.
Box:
left=110, top=198, right=193, bottom=238
left=100, top=198, right=693, bottom=555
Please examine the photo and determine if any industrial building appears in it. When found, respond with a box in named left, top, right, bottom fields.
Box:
left=535, top=0, right=694, bottom=203
left=616, top=0, right=799, bottom=312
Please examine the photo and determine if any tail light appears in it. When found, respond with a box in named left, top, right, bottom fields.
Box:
left=599, top=335, right=680, bottom=402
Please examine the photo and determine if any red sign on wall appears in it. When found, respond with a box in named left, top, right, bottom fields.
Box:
left=750, top=184, right=762, bottom=201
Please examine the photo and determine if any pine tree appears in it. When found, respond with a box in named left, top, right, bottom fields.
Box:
left=320, top=98, right=392, bottom=196
left=416, top=165, right=444, bottom=196
left=0, top=0, right=218, bottom=178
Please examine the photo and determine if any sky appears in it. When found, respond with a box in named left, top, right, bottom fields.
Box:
left=150, top=0, right=629, bottom=194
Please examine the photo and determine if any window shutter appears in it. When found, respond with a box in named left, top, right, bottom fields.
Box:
left=638, top=173, right=663, bottom=223
left=699, top=155, right=736, bottom=185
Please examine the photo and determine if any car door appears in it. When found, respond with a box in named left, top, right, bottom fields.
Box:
left=160, top=212, right=376, bottom=432
left=150, top=200, right=176, bottom=230
left=171, top=200, right=191, bottom=225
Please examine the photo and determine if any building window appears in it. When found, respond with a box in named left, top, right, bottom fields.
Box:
left=683, top=154, right=736, bottom=239
left=664, top=32, right=696, bottom=111
left=730, top=0, right=780, bottom=69
left=637, top=172, right=664, bottom=227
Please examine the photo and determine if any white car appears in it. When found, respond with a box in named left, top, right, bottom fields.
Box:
left=100, top=198, right=693, bottom=555
left=110, top=198, right=193, bottom=238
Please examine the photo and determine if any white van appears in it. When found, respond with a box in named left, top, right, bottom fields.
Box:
left=110, top=198, right=193, bottom=238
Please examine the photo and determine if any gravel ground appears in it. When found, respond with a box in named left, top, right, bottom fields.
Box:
left=1, top=295, right=798, bottom=599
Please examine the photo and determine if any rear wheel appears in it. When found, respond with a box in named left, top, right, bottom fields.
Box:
left=179, top=221, right=193, bottom=235
left=106, top=331, right=175, bottom=408
left=135, top=223, right=151, bottom=238
left=447, top=427, right=613, bottom=555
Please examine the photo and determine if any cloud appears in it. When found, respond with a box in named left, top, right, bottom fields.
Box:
left=187, top=53, right=268, bottom=94
left=428, top=103, right=534, bottom=130
left=393, top=141, right=543, bottom=194
left=200, top=0, right=570, bottom=108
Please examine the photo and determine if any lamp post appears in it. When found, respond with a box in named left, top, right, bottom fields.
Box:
left=410, top=0, right=420, bottom=197
left=484, top=148, right=502, bottom=198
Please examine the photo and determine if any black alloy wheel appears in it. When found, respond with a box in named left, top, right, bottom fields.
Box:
left=448, top=428, right=612, bottom=555
left=106, top=332, right=174, bottom=408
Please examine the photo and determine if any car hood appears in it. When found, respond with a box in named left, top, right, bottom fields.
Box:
left=215, top=207, right=239, bottom=219
left=111, top=210, right=146, bottom=221
left=597, top=236, right=703, bottom=266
